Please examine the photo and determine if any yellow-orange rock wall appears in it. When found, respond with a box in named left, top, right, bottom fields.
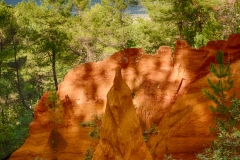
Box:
left=10, top=34, right=240, bottom=160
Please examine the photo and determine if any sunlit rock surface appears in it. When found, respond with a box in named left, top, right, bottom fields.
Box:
left=10, top=34, right=240, bottom=160
left=92, top=67, right=152, bottom=160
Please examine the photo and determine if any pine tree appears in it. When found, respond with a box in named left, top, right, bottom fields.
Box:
left=202, top=51, right=235, bottom=129
left=198, top=51, right=240, bottom=159
left=70, top=0, right=137, bottom=62
left=141, top=0, right=224, bottom=47
left=15, top=0, right=74, bottom=91
left=101, top=0, right=136, bottom=49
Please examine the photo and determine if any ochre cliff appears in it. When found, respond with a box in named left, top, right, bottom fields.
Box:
left=10, top=34, right=240, bottom=160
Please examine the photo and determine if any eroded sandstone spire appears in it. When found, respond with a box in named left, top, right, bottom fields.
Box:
left=92, top=67, right=152, bottom=160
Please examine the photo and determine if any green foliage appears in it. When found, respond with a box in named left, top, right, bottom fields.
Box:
left=0, top=109, right=33, bottom=159
left=69, top=0, right=142, bottom=62
left=202, top=51, right=235, bottom=129
left=142, top=124, right=158, bottom=142
left=80, top=115, right=102, bottom=159
left=197, top=127, right=240, bottom=159
left=72, top=0, right=91, bottom=13
left=142, top=0, right=238, bottom=48
left=130, top=18, right=176, bottom=53
left=197, top=51, right=240, bottom=159
left=15, top=0, right=78, bottom=90
left=164, top=154, right=177, bottom=160
left=79, top=114, right=103, bottom=139
left=46, top=89, right=64, bottom=126
left=0, top=1, right=35, bottom=158
left=215, top=0, right=240, bottom=38
left=194, top=12, right=222, bottom=48
left=84, top=148, right=94, bottom=160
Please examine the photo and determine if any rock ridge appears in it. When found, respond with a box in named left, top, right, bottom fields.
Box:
left=10, top=34, right=240, bottom=160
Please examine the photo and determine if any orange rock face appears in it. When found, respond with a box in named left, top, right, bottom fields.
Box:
left=10, top=34, right=240, bottom=160
left=93, top=67, right=152, bottom=160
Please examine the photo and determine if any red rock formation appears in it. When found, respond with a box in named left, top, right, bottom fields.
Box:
left=10, top=34, right=240, bottom=160
left=93, top=67, right=152, bottom=160
left=147, top=34, right=240, bottom=159
left=10, top=92, right=98, bottom=160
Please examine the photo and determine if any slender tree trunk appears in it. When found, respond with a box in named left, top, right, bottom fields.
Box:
left=82, top=41, right=93, bottom=62
left=0, top=61, right=2, bottom=79
left=177, top=0, right=183, bottom=39
left=1, top=107, right=4, bottom=124
left=122, top=25, right=125, bottom=49
left=37, top=73, right=43, bottom=98
left=13, top=44, right=29, bottom=110
left=0, top=59, right=3, bottom=124
left=52, top=49, right=58, bottom=91
left=0, top=38, right=3, bottom=51
left=0, top=49, right=3, bottom=113
left=121, top=10, right=126, bottom=49
left=0, top=38, right=2, bottom=79
left=197, top=8, right=202, bottom=33
left=9, top=15, right=29, bottom=110
left=1, top=94, right=9, bottom=125
left=178, top=20, right=183, bottom=39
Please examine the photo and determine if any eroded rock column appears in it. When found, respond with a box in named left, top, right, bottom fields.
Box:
left=93, top=67, right=152, bottom=160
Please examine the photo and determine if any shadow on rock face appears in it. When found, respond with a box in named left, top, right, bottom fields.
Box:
left=48, top=129, right=67, bottom=158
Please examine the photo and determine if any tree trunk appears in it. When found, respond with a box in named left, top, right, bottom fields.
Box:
left=0, top=38, right=2, bottom=79
left=82, top=41, right=94, bottom=62
left=178, top=20, right=183, bottom=39
left=14, top=44, right=29, bottom=110
left=52, top=49, right=58, bottom=91
left=122, top=25, right=125, bottom=49
left=0, top=38, right=2, bottom=51
left=121, top=10, right=126, bottom=49
left=197, top=8, right=202, bottom=33
left=37, top=73, right=43, bottom=98
left=0, top=61, right=2, bottom=79
left=1, top=94, right=9, bottom=125
left=1, top=107, right=4, bottom=125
